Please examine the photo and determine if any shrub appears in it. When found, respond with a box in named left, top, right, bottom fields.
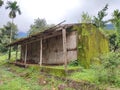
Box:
left=68, top=60, right=79, bottom=66
left=93, top=52, right=120, bottom=87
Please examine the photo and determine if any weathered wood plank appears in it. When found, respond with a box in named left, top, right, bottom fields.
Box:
left=15, top=45, right=18, bottom=62
left=24, top=44, right=27, bottom=67
left=39, top=39, right=42, bottom=66
left=8, top=46, right=11, bottom=62
left=62, top=28, right=67, bottom=71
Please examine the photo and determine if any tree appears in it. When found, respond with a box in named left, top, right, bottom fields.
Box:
left=0, top=22, right=18, bottom=53
left=3, top=22, right=18, bottom=40
left=110, top=9, right=120, bottom=51
left=81, top=12, right=92, bottom=23
left=0, top=0, right=3, bottom=7
left=0, top=28, right=10, bottom=53
left=93, top=4, right=108, bottom=29
left=111, top=9, right=120, bottom=32
left=5, top=1, right=21, bottom=43
left=28, top=18, right=53, bottom=35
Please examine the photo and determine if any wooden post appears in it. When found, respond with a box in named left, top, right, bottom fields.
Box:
left=15, top=45, right=18, bottom=63
left=24, top=44, right=27, bottom=67
left=39, top=39, right=42, bottom=66
left=62, top=28, right=67, bottom=73
left=8, top=46, right=11, bottom=62
left=20, top=45, right=22, bottom=60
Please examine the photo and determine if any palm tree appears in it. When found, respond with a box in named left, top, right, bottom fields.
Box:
left=5, top=1, right=21, bottom=43
left=5, top=1, right=21, bottom=61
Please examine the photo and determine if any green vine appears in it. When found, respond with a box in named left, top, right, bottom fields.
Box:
left=74, top=24, right=109, bottom=68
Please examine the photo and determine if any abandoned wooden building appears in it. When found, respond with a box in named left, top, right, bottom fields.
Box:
left=7, top=23, right=109, bottom=68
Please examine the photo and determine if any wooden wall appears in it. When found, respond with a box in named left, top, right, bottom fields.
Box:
left=66, top=31, right=77, bottom=62
left=21, top=30, right=77, bottom=65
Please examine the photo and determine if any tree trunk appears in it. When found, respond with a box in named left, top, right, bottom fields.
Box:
left=10, top=19, right=14, bottom=43
left=8, top=19, right=14, bottom=62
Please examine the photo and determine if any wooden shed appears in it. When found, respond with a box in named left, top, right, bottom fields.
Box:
left=7, top=23, right=109, bottom=68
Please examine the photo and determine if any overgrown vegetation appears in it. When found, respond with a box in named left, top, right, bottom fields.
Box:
left=75, top=24, right=109, bottom=68
left=68, top=52, right=120, bottom=89
left=93, top=52, right=120, bottom=87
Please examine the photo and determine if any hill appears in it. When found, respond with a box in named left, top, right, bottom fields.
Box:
left=105, top=24, right=114, bottom=30
left=18, top=32, right=27, bottom=38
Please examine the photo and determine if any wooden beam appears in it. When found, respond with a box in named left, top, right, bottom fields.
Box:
left=39, top=39, right=42, bottom=66
left=24, top=44, right=27, bottom=67
left=15, top=45, right=18, bottom=63
left=62, top=28, right=67, bottom=73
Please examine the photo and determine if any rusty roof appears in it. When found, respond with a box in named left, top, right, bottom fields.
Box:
left=7, top=23, right=77, bottom=47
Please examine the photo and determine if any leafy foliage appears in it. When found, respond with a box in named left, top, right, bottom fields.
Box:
left=28, top=18, right=54, bottom=35
left=111, top=9, right=120, bottom=50
left=81, top=12, right=92, bottom=23
left=108, top=31, right=118, bottom=51
left=68, top=60, right=79, bottom=66
left=0, top=0, right=3, bottom=7
left=111, top=9, right=120, bottom=31
left=0, top=22, right=18, bottom=53
left=93, top=52, right=120, bottom=87
left=93, top=4, right=108, bottom=29
left=104, top=30, right=118, bottom=51
left=5, top=1, right=21, bottom=19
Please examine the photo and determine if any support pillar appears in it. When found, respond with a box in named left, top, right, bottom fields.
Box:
left=15, top=45, right=18, bottom=63
left=39, top=39, right=42, bottom=66
left=24, top=44, right=27, bottom=67
left=8, top=46, right=11, bottom=63
left=62, top=28, right=67, bottom=73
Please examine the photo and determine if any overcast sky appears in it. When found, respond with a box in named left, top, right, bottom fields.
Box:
left=0, top=0, right=120, bottom=32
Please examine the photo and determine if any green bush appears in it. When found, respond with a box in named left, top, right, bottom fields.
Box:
left=93, top=52, right=120, bottom=87
left=68, top=60, right=79, bottom=66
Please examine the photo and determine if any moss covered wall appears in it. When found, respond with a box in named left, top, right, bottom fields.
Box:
left=76, top=24, right=109, bottom=68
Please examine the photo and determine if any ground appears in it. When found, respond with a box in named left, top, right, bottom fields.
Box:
left=0, top=63, right=74, bottom=90
left=0, top=53, right=120, bottom=90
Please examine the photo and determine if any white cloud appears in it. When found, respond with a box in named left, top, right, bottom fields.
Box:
left=0, top=0, right=120, bottom=32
